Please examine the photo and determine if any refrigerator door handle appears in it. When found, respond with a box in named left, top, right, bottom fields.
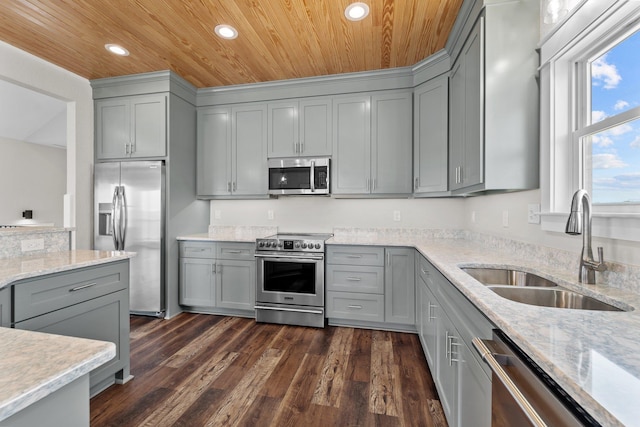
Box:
left=111, top=187, right=120, bottom=250
left=119, top=186, right=127, bottom=250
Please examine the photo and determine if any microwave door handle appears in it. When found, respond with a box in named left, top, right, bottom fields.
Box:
left=310, top=160, right=315, bottom=193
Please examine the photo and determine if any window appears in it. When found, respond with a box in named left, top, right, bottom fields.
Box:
left=540, top=0, right=640, bottom=240
left=579, top=29, right=640, bottom=205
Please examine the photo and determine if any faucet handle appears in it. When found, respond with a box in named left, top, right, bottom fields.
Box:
left=596, top=247, right=606, bottom=271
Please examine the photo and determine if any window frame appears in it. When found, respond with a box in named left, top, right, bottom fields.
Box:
left=540, top=0, right=640, bottom=241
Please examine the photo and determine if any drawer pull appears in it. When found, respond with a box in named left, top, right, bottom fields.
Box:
left=347, top=305, right=363, bottom=310
left=69, top=282, right=98, bottom=292
left=347, top=255, right=362, bottom=258
left=225, top=250, right=242, bottom=254
left=421, top=268, right=429, bottom=275
left=346, top=277, right=362, bottom=281
left=188, top=248, right=206, bottom=252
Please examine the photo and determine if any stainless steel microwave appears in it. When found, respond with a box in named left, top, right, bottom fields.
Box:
left=268, top=158, right=330, bottom=195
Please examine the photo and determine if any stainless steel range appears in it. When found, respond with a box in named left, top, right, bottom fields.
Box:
left=254, top=233, right=332, bottom=328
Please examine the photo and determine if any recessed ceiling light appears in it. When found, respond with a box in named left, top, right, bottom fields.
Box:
left=105, top=44, right=129, bottom=56
left=215, top=24, right=238, bottom=40
left=345, top=2, right=370, bottom=21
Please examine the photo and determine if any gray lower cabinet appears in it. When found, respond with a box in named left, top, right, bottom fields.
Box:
left=179, top=241, right=255, bottom=315
left=332, top=91, right=412, bottom=196
left=12, top=260, right=131, bottom=397
left=95, top=94, right=167, bottom=160
left=326, top=245, right=415, bottom=328
left=0, top=287, right=10, bottom=327
left=197, top=103, right=268, bottom=198
left=415, top=253, right=491, bottom=427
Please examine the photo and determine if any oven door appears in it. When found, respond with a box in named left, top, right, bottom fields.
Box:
left=255, top=252, right=324, bottom=307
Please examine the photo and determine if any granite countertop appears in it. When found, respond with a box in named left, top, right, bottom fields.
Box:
left=328, top=231, right=640, bottom=427
left=0, top=327, right=115, bottom=422
left=178, top=226, right=277, bottom=243
left=0, top=249, right=135, bottom=290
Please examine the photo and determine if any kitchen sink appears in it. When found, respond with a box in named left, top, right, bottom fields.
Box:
left=462, top=267, right=558, bottom=287
left=489, top=287, right=623, bottom=312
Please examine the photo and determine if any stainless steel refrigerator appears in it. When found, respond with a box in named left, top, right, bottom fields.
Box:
left=94, top=161, right=165, bottom=316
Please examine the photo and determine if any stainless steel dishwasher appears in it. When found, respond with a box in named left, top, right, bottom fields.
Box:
left=473, top=330, right=602, bottom=427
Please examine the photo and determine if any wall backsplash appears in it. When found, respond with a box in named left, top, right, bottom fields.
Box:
left=0, top=228, right=71, bottom=259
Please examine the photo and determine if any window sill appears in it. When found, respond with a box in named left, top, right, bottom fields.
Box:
left=541, top=212, right=640, bottom=241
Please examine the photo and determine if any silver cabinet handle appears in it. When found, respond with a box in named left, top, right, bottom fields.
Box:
left=414, top=177, right=419, bottom=190
left=211, top=264, right=216, bottom=274
left=125, top=142, right=129, bottom=155
left=387, top=252, right=391, bottom=266
left=226, top=250, right=242, bottom=254
left=347, top=255, right=362, bottom=259
left=421, top=268, right=429, bottom=275
left=346, top=277, right=362, bottom=281
left=347, top=305, right=363, bottom=310
left=232, top=182, right=237, bottom=192
left=428, top=302, right=437, bottom=321
left=227, top=182, right=232, bottom=192
left=69, top=282, right=97, bottom=292
left=472, top=338, right=548, bottom=427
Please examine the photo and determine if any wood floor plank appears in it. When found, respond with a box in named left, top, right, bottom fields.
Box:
left=205, top=348, right=283, bottom=426
left=369, top=330, right=403, bottom=417
left=90, top=314, right=448, bottom=427
left=311, top=326, right=354, bottom=407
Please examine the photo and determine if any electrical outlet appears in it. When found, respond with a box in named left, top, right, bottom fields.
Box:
left=267, top=210, right=274, bottom=220
left=502, top=210, right=509, bottom=228
left=528, top=204, right=541, bottom=224
left=393, top=210, right=401, bottom=221
left=214, top=210, right=221, bottom=220
left=21, top=239, right=44, bottom=252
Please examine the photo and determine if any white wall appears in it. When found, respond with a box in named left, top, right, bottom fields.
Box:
left=209, top=197, right=466, bottom=233
left=464, top=190, right=640, bottom=267
left=0, top=40, right=93, bottom=249
left=0, top=138, right=66, bottom=226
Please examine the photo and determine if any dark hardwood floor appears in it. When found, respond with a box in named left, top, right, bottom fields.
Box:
left=90, top=313, right=447, bottom=427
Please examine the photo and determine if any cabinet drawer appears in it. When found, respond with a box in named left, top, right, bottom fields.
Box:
left=216, top=242, right=255, bottom=261
left=13, top=261, right=129, bottom=323
left=326, top=291, right=384, bottom=322
left=180, top=241, right=216, bottom=258
left=326, top=265, right=384, bottom=294
left=326, top=245, right=384, bottom=266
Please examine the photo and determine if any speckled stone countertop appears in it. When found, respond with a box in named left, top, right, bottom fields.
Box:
left=177, top=226, right=277, bottom=243
left=0, top=250, right=135, bottom=290
left=328, top=229, right=640, bottom=427
left=0, top=327, right=115, bottom=422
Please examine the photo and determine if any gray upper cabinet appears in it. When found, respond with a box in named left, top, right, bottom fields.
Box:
left=197, top=103, right=268, bottom=198
left=332, top=91, right=412, bottom=196
left=267, top=97, right=332, bottom=157
left=414, top=75, right=449, bottom=195
left=448, top=1, right=539, bottom=195
left=96, top=94, right=167, bottom=160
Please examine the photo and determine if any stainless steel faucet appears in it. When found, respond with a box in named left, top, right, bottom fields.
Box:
left=565, top=189, right=606, bottom=283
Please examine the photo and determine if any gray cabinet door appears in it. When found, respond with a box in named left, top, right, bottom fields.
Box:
left=299, top=97, right=332, bottom=156
left=180, top=257, right=215, bottom=307
left=332, top=95, right=371, bottom=194
left=197, top=106, right=232, bottom=196
left=371, top=92, right=413, bottom=194
left=130, top=95, right=167, bottom=158
left=95, top=95, right=167, bottom=160
left=384, top=248, right=415, bottom=325
left=14, top=290, right=130, bottom=394
left=267, top=101, right=298, bottom=157
left=417, top=270, right=438, bottom=371
left=436, top=310, right=458, bottom=427
left=414, top=77, right=449, bottom=194
left=0, top=287, right=10, bottom=327
left=96, top=98, right=130, bottom=159
left=232, top=103, right=268, bottom=196
left=457, top=339, right=491, bottom=427
left=216, top=259, right=255, bottom=311
left=449, top=19, right=483, bottom=191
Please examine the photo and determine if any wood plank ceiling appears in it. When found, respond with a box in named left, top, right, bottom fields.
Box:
left=0, top=0, right=463, bottom=88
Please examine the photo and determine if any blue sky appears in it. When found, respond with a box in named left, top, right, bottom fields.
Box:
left=590, top=29, right=640, bottom=203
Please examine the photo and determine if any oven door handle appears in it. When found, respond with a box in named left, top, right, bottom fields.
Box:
left=472, top=338, right=548, bottom=427
left=254, top=305, right=324, bottom=315
left=254, top=253, right=324, bottom=261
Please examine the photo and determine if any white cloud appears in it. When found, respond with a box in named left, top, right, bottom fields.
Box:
left=614, top=100, right=630, bottom=110
left=593, top=173, right=640, bottom=190
left=608, top=123, right=633, bottom=136
left=592, top=55, right=622, bottom=89
left=592, top=153, right=628, bottom=169
left=592, top=110, right=607, bottom=123
left=592, top=134, right=614, bottom=147
left=631, top=135, right=640, bottom=148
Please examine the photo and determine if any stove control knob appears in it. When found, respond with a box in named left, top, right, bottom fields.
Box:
left=301, top=242, right=308, bottom=249
left=295, top=242, right=300, bottom=248
left=315, top=243, right=321, bottom=249
left=258, top=242, right=264, bottom=247
left=277, top=242, right=283, bottom=248
left=267, top=242, right=273, bottom=248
